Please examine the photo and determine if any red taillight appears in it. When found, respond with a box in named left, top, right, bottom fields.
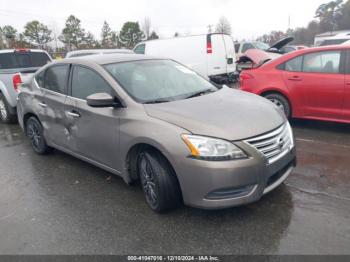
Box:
left=12, top=74, right=22, bottom=92
left=207, top=42, right=212, bottom=54
left=240, top=72, right=254, bottom=81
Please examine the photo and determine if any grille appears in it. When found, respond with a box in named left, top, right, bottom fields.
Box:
left=245, top=123, right=293, bottom=164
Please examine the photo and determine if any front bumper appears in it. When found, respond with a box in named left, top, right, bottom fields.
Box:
left=175, top=142, right=296, bottom=209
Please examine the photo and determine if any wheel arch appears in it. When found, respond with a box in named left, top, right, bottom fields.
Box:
left=259, top=89, right=293, bottom=117
left=124, top=142, right=183, bottom=198
left=22, top=112, right=40, bottom=132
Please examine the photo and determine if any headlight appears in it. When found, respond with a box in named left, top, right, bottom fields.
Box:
left=181, top=134, right=247, bottom=161
left=286, top=121, right=294, bottom=148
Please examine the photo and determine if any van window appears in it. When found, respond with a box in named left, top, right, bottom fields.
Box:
left=134, top=44, right=145, bottom=54
left=234, top=43, right=240, bottom=53
left=303, top=51, right=341, bottom=74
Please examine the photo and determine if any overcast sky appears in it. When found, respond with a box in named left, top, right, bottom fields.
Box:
left=0, top=0, right=326, bottom=40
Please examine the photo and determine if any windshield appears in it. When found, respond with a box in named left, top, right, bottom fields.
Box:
left=0, top=51, right=51, bottom=69
left=104, top=60, right=218, bottom=103
left=254, top=42, right=269, bottom=50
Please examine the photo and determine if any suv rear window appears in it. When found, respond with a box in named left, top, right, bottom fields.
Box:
left=0, top=51, right=51, bottom=69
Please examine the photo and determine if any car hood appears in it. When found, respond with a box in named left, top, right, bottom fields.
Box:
left=236, top=49, right=276, bottom=66
left=144, top=87, right=285, bottom=141
left=268, top=36, right=294, bottom=51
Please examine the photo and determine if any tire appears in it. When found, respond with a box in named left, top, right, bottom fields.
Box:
left=264, top=93, right=291, bottom=119
left=138, top=149, right=182, bottom=213
left=26, top=116, right=52, bottom=155
left=0, top=93, right=17, bottom=123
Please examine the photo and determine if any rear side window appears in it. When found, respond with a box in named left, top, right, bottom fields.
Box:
left=134, top=44, right=145, bottom=54
left=71, top=66, right=113, bottom=100
left=303, top=51, right=341, bottom=74
left=284, top=56, right=303, bottom=72
left=35, top=70, right=45, bottom=87
left=242, top=43, right=254, bottom=53
left=44, top=65, right=69, bottom=94
left=0, top=51, right=51, bottom=69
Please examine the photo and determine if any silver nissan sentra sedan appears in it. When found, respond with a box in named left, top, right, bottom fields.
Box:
left=17, top=54, right=296, bottom=213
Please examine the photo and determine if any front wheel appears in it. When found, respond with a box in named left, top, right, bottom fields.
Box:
left=138, top=150, right=182, bottom=213
left=26, top=117, right=52, bottom=155
left=264, top=93, right=291, bottom=119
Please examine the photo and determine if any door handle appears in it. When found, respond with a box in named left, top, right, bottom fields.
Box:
left=288, top=76, right=302, bottom=81
left=67, top=110, right=81, bottom=118
left=38, top=102, right=47, bottom=108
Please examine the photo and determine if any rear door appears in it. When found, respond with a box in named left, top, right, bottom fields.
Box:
left=283, top=50, right=345, bottom=119
left=344, top=50, right=350, bottom=120
left=207, top=34, right=227, bottom=77
left=64, top=65, right=119, bottom=169
left=37, top=64, right=69, bottom=147
left=223, top=35, right=236, bottom=73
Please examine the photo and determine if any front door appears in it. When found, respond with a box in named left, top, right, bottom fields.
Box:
left=344, top=50, right=350, bottom=120
left=64, top=65, right=120, bottom=170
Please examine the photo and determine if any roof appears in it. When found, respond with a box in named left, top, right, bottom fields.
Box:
left=63, top=54, right=163, bottom=65
left=66, top=48, right=133, bottom=56
left=315, top=30, right=350, bottom=37
left=0, top=49, right=48, bottom=54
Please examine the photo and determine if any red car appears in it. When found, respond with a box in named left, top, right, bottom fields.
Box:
left=239, top=45, right=350, bottom=123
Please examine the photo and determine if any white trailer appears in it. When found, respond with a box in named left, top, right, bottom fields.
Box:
left=133, top=34, right=237, bottom=84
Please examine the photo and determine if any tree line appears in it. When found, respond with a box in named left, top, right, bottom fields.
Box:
left=0, top=15, right=160, bottom=52
left=257, top=0, right=350, bottom=46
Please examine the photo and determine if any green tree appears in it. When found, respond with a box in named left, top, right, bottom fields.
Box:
left=215, top=16, right=232, bottom=35
left=59, top=15, right=86, bottom=50
left=2, top=25, right=17, bottom=48
left=119, top=22, right=144, bottom=49
left=315, top=0, right=343, bottom=32
left=81, top=31, right=98, bottom=49
left=148, top=31, right=159, bottom=40
left=101, top=21, right=115, bottom=48
left=336, top=0, right=350, bottom=29
left=0, top=27, right=4, bottom=49
left=24, top=20, right=52, bottom=48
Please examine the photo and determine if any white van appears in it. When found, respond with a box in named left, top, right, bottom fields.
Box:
left=133, top=34, right=237, bottom=84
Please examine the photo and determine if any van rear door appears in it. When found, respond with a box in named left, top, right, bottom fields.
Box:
left=223, top=34, right=236, bottom=73
left=207, top=34, right=227, bottom=77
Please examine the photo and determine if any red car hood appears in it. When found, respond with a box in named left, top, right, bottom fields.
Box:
left=236, top=49, right=277, bottom=66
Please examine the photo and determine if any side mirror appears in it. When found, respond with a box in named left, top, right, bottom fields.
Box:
left=87, top=93, right=121, bottom=108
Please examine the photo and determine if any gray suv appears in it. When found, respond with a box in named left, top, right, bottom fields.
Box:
left=17, top=54, right=296, bottom=213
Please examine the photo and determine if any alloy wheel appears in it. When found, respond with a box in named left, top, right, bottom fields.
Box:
left=27, top=121, right=42, bottom=150
left=269, top=98, right=285, bottom=112
left=139, top=155, right=158, bottom=208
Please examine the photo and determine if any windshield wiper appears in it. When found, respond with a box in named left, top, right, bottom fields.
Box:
left=143, top=99, right=171, bottom=104
left=185, top=89, right=215, bottom=99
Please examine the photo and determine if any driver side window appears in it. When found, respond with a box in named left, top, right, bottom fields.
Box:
left=71, top=66, right=114, bottom=100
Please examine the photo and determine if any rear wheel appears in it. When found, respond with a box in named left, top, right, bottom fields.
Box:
left=26, top=116, right=52, bottom=155
left=264, top=93, right=291, bottom=119
left=138, top=150, right=181, bottom=213
left=0, top=93, right=17, bottom=123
